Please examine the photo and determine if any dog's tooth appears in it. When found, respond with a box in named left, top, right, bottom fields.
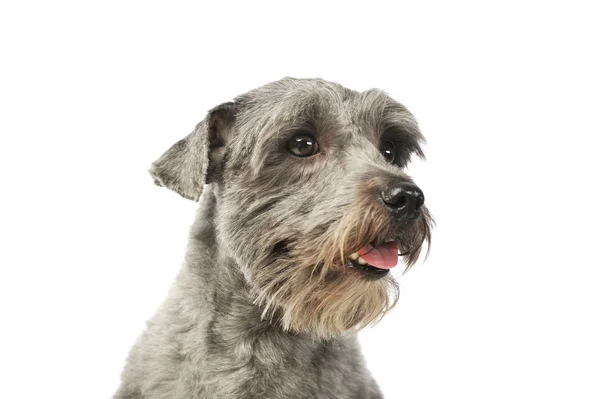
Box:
left=350, top=252, right=359, bottom=260
left=357, top=257, right=367, bottom=265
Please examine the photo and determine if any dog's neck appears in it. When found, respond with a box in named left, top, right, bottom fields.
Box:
left=180, top=186, right=326, bottom=351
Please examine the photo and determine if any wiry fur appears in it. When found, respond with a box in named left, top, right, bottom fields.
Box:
left=115, top=78, right=432, bottom=399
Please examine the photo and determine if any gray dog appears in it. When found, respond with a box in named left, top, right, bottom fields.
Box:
left=115, top=78, right=432, bottom=399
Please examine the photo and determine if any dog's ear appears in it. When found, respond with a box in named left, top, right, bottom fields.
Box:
left=149, top=102, right=235, bottom=201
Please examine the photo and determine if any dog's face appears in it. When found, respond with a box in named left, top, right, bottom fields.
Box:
left=150, top=78, right=432, bottom=339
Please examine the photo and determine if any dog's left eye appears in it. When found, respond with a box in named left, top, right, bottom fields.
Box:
left=288, top=134, right=319, bottom=157
left=380, top=140, right=395, bottom=163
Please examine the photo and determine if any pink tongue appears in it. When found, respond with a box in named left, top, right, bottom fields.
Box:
left=357, top=242, right=399, bottom=269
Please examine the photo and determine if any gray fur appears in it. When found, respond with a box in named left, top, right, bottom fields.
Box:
left=115, top=78, right=432, bottom=399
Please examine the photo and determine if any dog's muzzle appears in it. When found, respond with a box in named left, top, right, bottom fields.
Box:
left=345, top=181, right=427, bottom=279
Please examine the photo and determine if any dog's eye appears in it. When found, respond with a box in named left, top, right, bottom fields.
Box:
left=380, top=140, right=395, bottom=163
left=288, top=134, right=319, bottom=157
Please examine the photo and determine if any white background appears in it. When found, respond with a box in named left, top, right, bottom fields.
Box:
left=1, top=1, right=599, bottom=398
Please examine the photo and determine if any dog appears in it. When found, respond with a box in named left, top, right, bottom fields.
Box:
left=115, top=77, right=432, bottom=399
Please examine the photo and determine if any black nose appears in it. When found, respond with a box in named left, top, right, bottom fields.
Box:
left=380, top=182, right=425, bottom=218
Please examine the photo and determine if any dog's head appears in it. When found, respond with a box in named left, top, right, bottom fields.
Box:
left=150, top=78, right=433, bottom=339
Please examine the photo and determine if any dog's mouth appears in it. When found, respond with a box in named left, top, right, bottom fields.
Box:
left=345, top=241, right=399, bottom=278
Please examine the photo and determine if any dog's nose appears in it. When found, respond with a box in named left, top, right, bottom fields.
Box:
left=380, top=182, right=425, bottom=218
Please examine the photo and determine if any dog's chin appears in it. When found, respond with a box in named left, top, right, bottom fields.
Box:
left=250, top=251, right=398, bottom=339
left=248, top=208, right=431, bottom=339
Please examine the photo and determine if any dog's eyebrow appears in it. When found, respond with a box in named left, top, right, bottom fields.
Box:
left=381, top=100, right=421, bottom=135
left=357, top=90, right=421, bottom=137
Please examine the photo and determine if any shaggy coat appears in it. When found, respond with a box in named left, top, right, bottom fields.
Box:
left=115, top=78, right=431, bottom=399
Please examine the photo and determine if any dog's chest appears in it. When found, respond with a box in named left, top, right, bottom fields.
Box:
left=181, top=324, right=377, bottom=398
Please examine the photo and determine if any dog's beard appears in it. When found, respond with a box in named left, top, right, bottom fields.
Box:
left=249, top=197, right=433, bottom=339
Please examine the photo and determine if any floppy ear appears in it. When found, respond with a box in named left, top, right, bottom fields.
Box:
left=149, top=102, right=235, bottom=201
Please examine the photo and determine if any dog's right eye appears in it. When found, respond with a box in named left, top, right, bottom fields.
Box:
left=288, top=134, right=319, bottom=157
